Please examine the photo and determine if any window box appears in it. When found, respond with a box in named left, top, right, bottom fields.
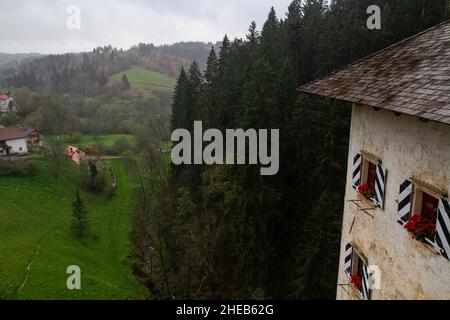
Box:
left=397, top=178, right=450, bottom=259
left=404, top=215, right=436, bottom=242
left=358, top=183, right=376, bottom=205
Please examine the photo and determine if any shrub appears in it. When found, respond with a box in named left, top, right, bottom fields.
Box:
left=83, top=143, right=106, bottom=156
left=113, top=138, right=131, bottom=155
left=82, top=172, right=107, bottom=193
left=105, top=184, right=117, bottom=199
left=0, top=159, right=39, bottom=176
left=0, top=112, right=21, bottom=127
left=80, top=160, right=107, bottom=193
left=66, top=132, right=83, bottom=144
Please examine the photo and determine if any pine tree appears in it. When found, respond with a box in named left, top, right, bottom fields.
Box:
left=218, top=35, right=231, bottom=64
left=71, top=191, right=89, bottom=238
left=204, top=48, right=218, bottom=86
left=171, top=67, right=193, bottom=131
left=188, top=60, right=203, bottom=108
left=261, top=7, right=282, bottom=65
left=292, top=190, right=342, bottom=299
left=121, top=73, right=130, bottom=90
left=200, top=48, right=219, bottom=126
left=99, top=71, right=108, bottom=87
left=246, top=21, right=260, bottom=45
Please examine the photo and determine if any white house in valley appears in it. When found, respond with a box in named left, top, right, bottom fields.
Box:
left=300, top=21, right=450, bottom=300
left=0, top=127, right=43, bottom=155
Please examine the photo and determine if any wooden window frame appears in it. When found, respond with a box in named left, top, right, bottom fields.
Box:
left=409, top=179, right=447, bottom=252
left=349, top=245, right=368, bottom=300
left=359, top=153, right=380, bottom=205
left=411, top=184, right=439, bottom=240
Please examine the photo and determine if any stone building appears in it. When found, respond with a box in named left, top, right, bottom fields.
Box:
left=300, top=21, right=450, bottom=299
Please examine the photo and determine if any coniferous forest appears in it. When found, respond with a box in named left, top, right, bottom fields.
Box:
left=131, top=0, right=450, bottom=300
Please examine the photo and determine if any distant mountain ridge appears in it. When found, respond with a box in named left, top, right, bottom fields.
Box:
left=0, top=53, right=43, bottom=70
left=0, top=42, right=215, bottom=96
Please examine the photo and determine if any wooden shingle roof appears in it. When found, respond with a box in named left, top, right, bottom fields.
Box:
left=0, top=128, right=35, bottom=141
left=300, top=21, right=450, bottom=125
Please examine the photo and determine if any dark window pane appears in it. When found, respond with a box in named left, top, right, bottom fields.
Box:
left=421, top=192, right=438, bottom=223
left=367, top=162, right=377, bottom=188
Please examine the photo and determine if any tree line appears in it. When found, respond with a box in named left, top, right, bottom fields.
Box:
left=131, top=0, right=449, bottom=299
left=1, top=42, right=213, bottom=97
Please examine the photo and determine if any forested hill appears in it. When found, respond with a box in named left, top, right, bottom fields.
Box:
left=133, top=0, right=450, bottom=300
left=1, top=42, right=214, bottom=97
left=0, top=53, right=42, bottom=70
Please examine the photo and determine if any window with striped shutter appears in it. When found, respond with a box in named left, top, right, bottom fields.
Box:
left=352, top=153, right=362, bottom=189
left=344, top=243, right=353, bottom=275
left=361, top=262, right=370, bottom=301
left=374, top=164, right=387, bottom=209
left=344, top=243, right=370, bottom=300
left=397, top=179, right=413, bottom=225
left=436, top=198, right=450, bottom=260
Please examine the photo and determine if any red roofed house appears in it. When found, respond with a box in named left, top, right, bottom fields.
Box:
left=66, top=146, right=86, bottom=165
left=300, top=21, right=450, bottom=300
left=0, top=92, right=18, bottom=113
left=0, top=127, right=42, bottom=155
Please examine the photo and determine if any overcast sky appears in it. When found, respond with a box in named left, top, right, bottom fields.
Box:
left=1, top=0, right=294, bottom=54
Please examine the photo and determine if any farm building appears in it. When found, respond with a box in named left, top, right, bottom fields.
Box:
left=0, top=92, right=18, bottom=113
left=300, top=21, right=450, bottom=299
left=0, top=127, right=43, bottom=155
left=66, top=145, right=86, bottom=165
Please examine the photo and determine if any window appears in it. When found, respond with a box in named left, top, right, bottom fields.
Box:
left=357, top=154, right=379, bottom=203
left=344, top=243, right=370, bottom=300
left=352, top=152, right=387, bottom=209
left=351, top=250, right=365, bottom=278
left=361, top=156, right=377, bottom=192
left=366, top=162, right=377, bottom=188
left=420, top=191, right=438, bottom=223
left=412, top=185, right=440, bottom=221
left=410, top=184, right=440, bottom=242
left=398, top=179, right=450, bottom=258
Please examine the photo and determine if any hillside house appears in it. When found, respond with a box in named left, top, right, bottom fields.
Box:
left=0, top=92, right=18, bottom=113
left=300, top=22, right=450, bottom=300
left=0, top=127, right=43, bottom=155
left=66, top=145, right=86, bottom=165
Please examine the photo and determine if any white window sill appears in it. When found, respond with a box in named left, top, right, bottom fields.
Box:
left=422, top=237, right=442, bottom=255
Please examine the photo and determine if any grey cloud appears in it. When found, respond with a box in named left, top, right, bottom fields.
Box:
left=0, top=0, right=292, bottom=54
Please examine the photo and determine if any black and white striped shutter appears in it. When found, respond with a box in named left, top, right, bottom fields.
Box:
left=352, top=153, right=362, bottom=189
left=362, top=262, right=370, bottom=300
left=397, top=180, right=413, bottom=226
left=374, top=164, right=387, bottom=209
left=344, top=243, right=353, bottom=275
left=436, top=198, right=450, bottom=260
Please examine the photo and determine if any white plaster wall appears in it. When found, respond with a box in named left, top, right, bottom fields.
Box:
left=6, top=138, right=28, bottom=154
left=337, top=104, right=450, bottom=300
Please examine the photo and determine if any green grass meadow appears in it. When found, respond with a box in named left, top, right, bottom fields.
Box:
left=0, top=158, right=148, bottom=300
left=109, top=66, right=176, bottom=92
left=73, top=134, right=135, bottom=150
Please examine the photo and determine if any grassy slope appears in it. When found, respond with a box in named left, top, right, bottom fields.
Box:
left=57, top=134, right=136, bottom=150
left=0, top=159, right=147, bottom=299
left=77, top=134, right=135, bottom=149
left=108, top=66, right=176, bottom=92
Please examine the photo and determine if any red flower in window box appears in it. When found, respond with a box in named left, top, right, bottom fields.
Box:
left=358, top=183, right=375, bottom=199
left=404, top=215, right=436, bottom=241
left=350, top=274, right=363, bottom=291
